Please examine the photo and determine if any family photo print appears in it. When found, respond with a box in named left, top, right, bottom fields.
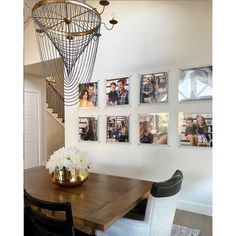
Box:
left=106, top=116, right=129, bottom=143
left=179, top=112, right=213, bottom=147
left=139, top=113, right=169, bottom=145
left=140, top=72, right=168, bottom=104
left=78, top=117, right=98, bottom=141
left=106, top=77, right=129, bottom=106
left=78, top=82, right=98, bottom=108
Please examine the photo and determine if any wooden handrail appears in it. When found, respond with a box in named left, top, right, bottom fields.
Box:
left=46, top=80, right=64, bottom=122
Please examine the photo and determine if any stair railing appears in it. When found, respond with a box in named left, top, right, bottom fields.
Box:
left=46, top=80, right=64, bottom=122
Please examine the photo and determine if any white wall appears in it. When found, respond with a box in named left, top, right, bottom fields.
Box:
left=24, top=74, right=47, bottom=164
left=67, top=0, right=211, bottom=215
left=47, top=113, right=65, bottom=159
left=24, top=20, right=41, bottom=66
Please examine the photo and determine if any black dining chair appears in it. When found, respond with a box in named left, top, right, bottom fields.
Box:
left=24, top=190, right=90, bottom=236
left=126, top=169, right=183, bottom=219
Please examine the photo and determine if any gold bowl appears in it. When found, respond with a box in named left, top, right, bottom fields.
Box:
left=52, top=168, right=89, bottom=186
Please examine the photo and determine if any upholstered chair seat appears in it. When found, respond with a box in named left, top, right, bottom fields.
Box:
left=95, top=170, right=183, bottom=236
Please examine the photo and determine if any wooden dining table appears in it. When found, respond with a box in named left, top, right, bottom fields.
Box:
left=24, top=166, right=153, bottom=235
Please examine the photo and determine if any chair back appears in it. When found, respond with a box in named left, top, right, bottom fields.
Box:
left=24, top=190, right=75, bottom=236
left=144, top=170, right=183, bottom=236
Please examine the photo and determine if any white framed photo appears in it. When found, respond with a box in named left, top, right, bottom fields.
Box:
left=105, top=77, right=130, bottom=106
left=139, top=113, right=169, bottom=145
left=78, top=117, right=98, bottom=141
left=140, top=72, right=168, bottom=104
left=178, top=112, right=213, bottom=147
left=106, top=116, right=129, bottom=143
left=178, top=66, right=212, bottom=102
left=78, top=82, right=98, bottom=108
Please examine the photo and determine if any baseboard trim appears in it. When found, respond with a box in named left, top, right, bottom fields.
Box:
left=177, top=200, right=212, bottom=216
left=40, top=160, right=47, bottom=166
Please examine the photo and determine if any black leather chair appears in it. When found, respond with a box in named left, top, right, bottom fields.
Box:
left=125, top=170, right=183, bottom=221
left=24, top=190, right=90, bottom=236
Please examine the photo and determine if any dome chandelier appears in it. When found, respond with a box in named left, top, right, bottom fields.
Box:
left=31, top=0, right=118, bottom=105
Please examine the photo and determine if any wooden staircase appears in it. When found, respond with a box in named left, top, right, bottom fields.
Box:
left=46, top=80, right=64, bottom=124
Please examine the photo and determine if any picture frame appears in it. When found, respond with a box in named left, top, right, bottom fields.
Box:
left=139, top=72, right=168, bottom=104
left=139, top=113, right=169, bottom=145
left=78, top=82, right=98, bottom=108
left=178, top=112, right=213, bottom=147
left=105, top=77, right=130, bottom=106
left=106, top=116, right=130, bottom=143
left=178, top=66, right=212, bottom=102
left=78, top=116, right=98, bottom=142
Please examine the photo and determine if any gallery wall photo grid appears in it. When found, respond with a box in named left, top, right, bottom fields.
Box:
left=78, top=117, right=98, bottom=142
left=178, top=65, right=212, bottom=102
left=106, top=116, right=129, bottom=143
left=139, top=72, right=168, bottom=104
left=139, top=113, right=169, bottom=145
left=178, top=112, right=213, bottom=148
left=78, top=82, right=98, bottom=108
left=105, top=77, right=130, bottom=106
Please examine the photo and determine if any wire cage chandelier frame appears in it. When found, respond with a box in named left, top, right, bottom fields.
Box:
left=31, top=0, right=117, bottom=105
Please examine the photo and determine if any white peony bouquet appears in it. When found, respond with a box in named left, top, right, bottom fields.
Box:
left=46, top=147, right=91, bottom=174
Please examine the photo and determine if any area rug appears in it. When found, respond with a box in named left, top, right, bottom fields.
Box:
left=171, top=224, right=200, bottom=236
